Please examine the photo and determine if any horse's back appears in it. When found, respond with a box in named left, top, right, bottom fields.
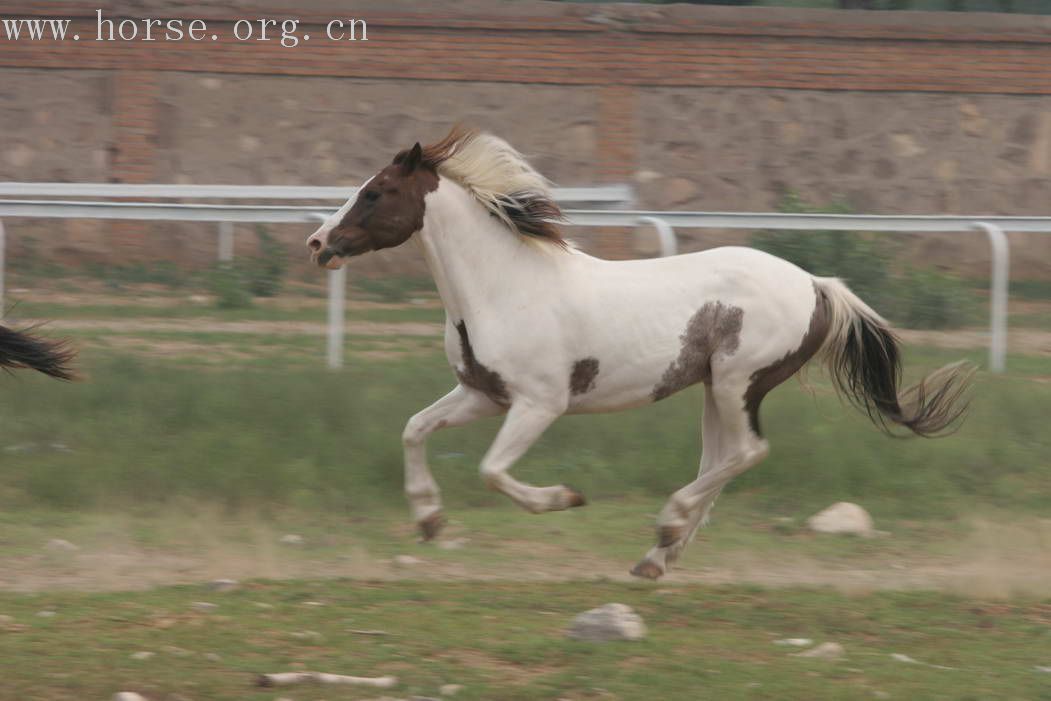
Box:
left=563, top=246, right=822, bottom=412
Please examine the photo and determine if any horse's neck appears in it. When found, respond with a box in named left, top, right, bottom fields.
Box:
left=416, top=180, right=560, bottom=323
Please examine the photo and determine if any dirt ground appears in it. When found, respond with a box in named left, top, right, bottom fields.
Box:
left=3, top=513, right=1049, bottom=599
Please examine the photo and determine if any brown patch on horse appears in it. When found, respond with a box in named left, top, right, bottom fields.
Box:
left=743, top=284, right=831, bottom=436
left=316, top=142, right=439, bottom=264
left=569, top=357, right=599, bottom=396
left=454, top=321, right=510, bottom=406
left=652, top=302, right=744, bottom=402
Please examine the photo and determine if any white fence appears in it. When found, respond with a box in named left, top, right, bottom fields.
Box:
left=0, top=182, right=1042, bottom=373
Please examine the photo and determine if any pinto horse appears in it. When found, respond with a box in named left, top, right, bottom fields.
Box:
left=306, top=127, right=973, bottom=579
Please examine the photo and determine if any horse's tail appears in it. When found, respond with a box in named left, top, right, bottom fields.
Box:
left=0, top=323, right=77, bottom=380
left=812, top=277, right=975, bottom=438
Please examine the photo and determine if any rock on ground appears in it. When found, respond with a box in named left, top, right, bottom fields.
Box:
left=566, top=603, right=647, bottom=642
left=793, top=642, right=845, bottom=659
left=806, top=502, right=875, bottom=537
left=113, top=693, right=148, bottom=701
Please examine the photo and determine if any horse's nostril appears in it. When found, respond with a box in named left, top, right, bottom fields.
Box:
left=308, top=238, right=322, bottom=252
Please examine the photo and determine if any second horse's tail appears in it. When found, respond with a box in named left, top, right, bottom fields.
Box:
left=813, top=277, right=974, bottom=438
left=0, top=323, right=77, bottom=380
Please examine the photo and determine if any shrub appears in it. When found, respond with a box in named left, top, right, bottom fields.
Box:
left=206, top=263, right=253, bottom=309
left=244, top=226, right=288, bottom=298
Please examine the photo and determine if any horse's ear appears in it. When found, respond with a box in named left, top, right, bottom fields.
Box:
left=401, top=142, right=423, bottom=173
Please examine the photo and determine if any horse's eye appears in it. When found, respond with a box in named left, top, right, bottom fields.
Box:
left=364, top=190, right=380, bottom=202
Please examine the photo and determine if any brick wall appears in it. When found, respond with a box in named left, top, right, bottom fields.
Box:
left=2, top=1, right=1051, bottom=271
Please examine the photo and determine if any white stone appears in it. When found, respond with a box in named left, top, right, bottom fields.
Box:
left=806, top=502, right=875, bottom=537
left=113, top=694, right=148, bottom=701
left=566, top=603, right=646, bottom=642
left=438, top=538, right=468, bottom=550
left=130, top=651, right=154, bottom=660
left=36, top=610, right=56, bottom=618
left=793, top=642, right=844, bottom=659
left=45, top=538, right=79, bottom=552
left=440, top=684, right=464, bottom=696
left=1035, top=666, right=1051, bottom=673
left=393, top=554, right=423, bottom=567
left=774, top=638, right=813, bottom=647
left=279, top=534, right=304, bottom=545
left=191, top=601, right=218, bottom=612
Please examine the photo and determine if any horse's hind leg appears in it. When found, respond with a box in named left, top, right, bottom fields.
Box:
left=403, top=385, right=504, bottom=540
left=632, top=387, right=723, bottom=578
left=632, top=375, right=770, bottom=579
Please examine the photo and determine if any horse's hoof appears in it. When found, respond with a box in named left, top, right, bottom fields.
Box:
left=630, top=559, right=664, bottom=580
left=658, top=525, right=682, bottom=549
left=564, top=485, right=587, bottom=508
left=418, top=512, right=446, bottom=542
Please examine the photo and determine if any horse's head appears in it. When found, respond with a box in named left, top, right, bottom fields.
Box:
left=306, top=142, right=439, bottom=269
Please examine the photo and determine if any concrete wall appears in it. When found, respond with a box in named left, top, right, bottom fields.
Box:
left=2, top=1, right=1050, bottom=275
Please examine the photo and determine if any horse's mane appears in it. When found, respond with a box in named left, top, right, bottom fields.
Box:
left=419, top=126, right=567, bottom=247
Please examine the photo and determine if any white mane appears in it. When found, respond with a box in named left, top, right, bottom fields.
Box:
left=430, top=131, right=559, bottom=237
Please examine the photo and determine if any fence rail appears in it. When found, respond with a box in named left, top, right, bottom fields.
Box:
left=0, top=189, right=1040, bottom=374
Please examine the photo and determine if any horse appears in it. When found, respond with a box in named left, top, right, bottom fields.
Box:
left=305, top=127, right=974, bottom=579
left=0, top=323, right=76, bottom=380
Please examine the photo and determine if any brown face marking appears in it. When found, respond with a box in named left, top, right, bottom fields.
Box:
left=316, top=142, right=439, bottom=265
left=454, top=321, right=510, bottom=407
left=652, top=302, right=744, bottom=402
left=569, top=358, right=599, bottom=396
left=743, top=284, right=831, bottom=437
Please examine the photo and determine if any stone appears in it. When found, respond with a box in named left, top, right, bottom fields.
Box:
left=36, top=610, right=56, bottom=618
left=566, top=603, right=646, bottom=642
left=393, top=554, right=423, bottom=567
left=130, top=651, right=154, bottom=660
left=279, top=534, right=304, bottom=545
left=774, top=638, right=813, bottom=647
left=660, top=177, right=700, bottom=208
left=45, top=538, right=79, bottom=552
left=113, top=694, right=148, bottom=701
left=806, top=502, right=875, bottom=537
left=793, top=642, right=844, bottom=659
left=437, top=538, right=468, bottom=550
left=890, top=133, right=925, bottom=158
left=440, top=684, right=464, bottom=696
left=191, top=602, right=218, bottom=613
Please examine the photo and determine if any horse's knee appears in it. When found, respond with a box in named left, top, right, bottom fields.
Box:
left=403, top=414, right=445, bottom=448
left=479, top=465, right=502, bottom=491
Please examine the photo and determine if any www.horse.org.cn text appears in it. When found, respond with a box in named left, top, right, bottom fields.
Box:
left=1, top=11, right=367, bottom=47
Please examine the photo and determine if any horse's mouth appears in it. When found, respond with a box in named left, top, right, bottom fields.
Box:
left=314, top=248, right=346, bottom=270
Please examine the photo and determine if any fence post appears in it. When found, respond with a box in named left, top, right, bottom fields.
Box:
left=973, top=222, right=1009, bottom=374
left=636, top=216, right=677, bottom=257
left=327, top=265, right=346, bottom=370
left=218, top=221, right=234, bottom=262
left=0, top=219, right=5, bottom=321
left=306, top=212, right=345, bottom=370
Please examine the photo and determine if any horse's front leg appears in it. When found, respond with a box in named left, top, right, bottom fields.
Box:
left=403, top=385, right=504, bottom=540
left=479, top=400, right=586, bottom=514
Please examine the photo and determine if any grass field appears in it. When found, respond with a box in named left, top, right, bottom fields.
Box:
left=2, top=580, right=1049, bottom=701
left=1, top=279, right=1049, bottom=700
